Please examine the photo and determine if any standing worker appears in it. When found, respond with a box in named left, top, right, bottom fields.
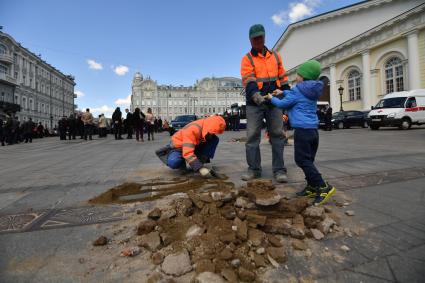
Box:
left=240, top=24, right=290, bottom=183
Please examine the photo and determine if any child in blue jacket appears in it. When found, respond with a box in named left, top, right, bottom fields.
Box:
left=265, top=60, right=336, bottom=204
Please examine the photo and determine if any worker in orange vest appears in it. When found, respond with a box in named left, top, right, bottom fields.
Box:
left=240, top=24, right=290, bottom=183
left=155, top=115, right=226, bottom=178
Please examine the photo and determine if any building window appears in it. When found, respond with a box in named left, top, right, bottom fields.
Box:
left=0, top=64, right=7, bottom=75
left=14, top=71, right=18, bottom=79
left=385, top=57, right=404, bottom=94
left=347, top=70, right=361, bottom=101
left=22, top=97, right=27, bottom=109
left=0, top=44, right=6, bottom=54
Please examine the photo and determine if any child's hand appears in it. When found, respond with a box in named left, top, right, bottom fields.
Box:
left=272, top=89, right=283, bottom=96
left=264, top=93, right=273, bottom=101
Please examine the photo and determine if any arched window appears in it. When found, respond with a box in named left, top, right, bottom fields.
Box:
left=347, top=70, right=361, bottom=101
left=385, top=57, right=404, bottom=94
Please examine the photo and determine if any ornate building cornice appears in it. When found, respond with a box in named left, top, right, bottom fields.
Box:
left=285, top=3, right=425, bottom=75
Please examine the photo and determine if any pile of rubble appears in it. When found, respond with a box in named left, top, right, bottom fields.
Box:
left=94, top=179, right=349, bottom=282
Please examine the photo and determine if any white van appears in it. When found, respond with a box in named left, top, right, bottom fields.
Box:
left=368, top=89, right=425, bottom=130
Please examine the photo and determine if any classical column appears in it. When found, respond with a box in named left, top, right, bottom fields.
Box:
left=370, top=69, right=379, bottom=107
left=329, top=64, right=338, bottom=111
left=362, top=50, right=371, bottom=110
left=407, top=30, right=420, bottom=89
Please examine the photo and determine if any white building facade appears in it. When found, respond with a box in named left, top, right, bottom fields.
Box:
left=131, top=73, right=244, bottom=120
left=274, top=0, right=425, bottom=111
left=0, top=31, right=76, bottom=128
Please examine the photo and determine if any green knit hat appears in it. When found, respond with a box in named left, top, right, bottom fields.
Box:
left=297, top=60, right=321, bottom=80
left=249, top=24, right=265, bottom=39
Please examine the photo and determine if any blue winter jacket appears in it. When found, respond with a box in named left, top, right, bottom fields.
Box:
left=270, top=80, right=323, bottom=129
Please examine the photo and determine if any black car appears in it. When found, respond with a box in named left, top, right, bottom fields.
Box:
left=171, top=115, right=197, bottom=130
left=332, top=111, right=369, bottom=129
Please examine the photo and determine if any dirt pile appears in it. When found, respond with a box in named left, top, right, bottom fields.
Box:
left=120, top=179, right=345, bottom=282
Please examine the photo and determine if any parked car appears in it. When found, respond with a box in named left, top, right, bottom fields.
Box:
left=170, top=115, right=197, bottom=130
left=332, top=110, right=369, bottom=129
left=368, top=89, right=425, bottom=130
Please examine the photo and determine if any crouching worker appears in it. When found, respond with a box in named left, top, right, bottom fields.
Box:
left=265, top=60, right=336, bottom=204
left=155, top=115, right=226, bottom=178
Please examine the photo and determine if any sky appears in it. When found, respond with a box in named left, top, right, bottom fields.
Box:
left=1, top=0, right=359, bottom=117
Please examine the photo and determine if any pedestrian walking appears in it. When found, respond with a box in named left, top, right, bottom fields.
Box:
left=112, top=107, right=123, bottom=140
left=81, top=108, right=94, bottom=140
left=146, top=108, right=155, bottom=141
left=133, top=107, right=145, bottom=142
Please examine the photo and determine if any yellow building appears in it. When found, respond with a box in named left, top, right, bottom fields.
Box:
left=273, top=0, right=425, bottom=111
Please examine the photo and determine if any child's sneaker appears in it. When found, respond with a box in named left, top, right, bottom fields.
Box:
left=296, top=184, right=316, bottom=198
left=313, top=182, right=336, bottom=204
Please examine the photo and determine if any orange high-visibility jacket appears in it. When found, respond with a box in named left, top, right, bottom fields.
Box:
left=171, top=115, right=226, bottom=169
left=241, top=49, right=288, bottom=90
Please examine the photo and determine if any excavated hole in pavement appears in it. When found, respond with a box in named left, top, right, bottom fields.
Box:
left=88, top=177, right=235, bottom=204
left=89, top=178, right=357, bottom=282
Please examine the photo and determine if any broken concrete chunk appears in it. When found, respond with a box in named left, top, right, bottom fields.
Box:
left=292, top=239, right=308, bottom=250
left=139, top=231, right=161, bottom=251
left=221, top=268, right=238, bottom=282
left=151, top=252, right=164, bottom=265
left=263, top=218, right=292, bottom=235
left=211, top=191, right=234, bottom=202
left=310, top=228, right=324, bottom=240
left=246, top=212, right=267, bottom=227
left=161, top=249, right=192, bottom=276
left=235, top=196, right=256, bottom=209
left=268, top=234, right=284, bottom=247
left=340, top=245, right=350, bottom=252
left=195, top=259, right=215, bottom=274
left=160, top=208, right=177, bottom=220
left=186, top=224, right=204, bottom=239
left=266, top=247, right=287, bottom=263
left=248, top=228, right=265, bottom=247
left=241, top=187, right=281, bottom=206
left=148, top=208, right=162, bottom=220
left=93, top=236, right=108, bottom=246
left=137, top=219, right=157, bottom=235
left=317, top=216, right=336, bottom=235
left=234, top=217, right=248, bottom=240
left=174, top=198, right=194, bottom=216
left=231, top=258, right=241, bottom=268
left=247, top=179, right=275, bottom=190
left=302, top=206, right=325, bottom=220
left=194, top=272, right=226, bottom=283
left=238, top=267, right=256, bottom=282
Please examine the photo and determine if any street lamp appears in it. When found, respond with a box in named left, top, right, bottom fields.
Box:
left=338, top=85, right=344, bottom=112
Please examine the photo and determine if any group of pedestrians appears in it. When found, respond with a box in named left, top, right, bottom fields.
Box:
left=56, top=109, right=96, bottom=141
left=1, top=115, right=47, bottom=146
left=111, top=107, right=162, bottom=142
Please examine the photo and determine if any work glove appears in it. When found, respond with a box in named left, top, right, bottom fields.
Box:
left=252, top=92, right=265, bottom=106
left=199, top=167, right=213, bottom=178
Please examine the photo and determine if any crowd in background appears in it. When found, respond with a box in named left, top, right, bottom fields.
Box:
left=0, top=115, right=50, bottom=146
